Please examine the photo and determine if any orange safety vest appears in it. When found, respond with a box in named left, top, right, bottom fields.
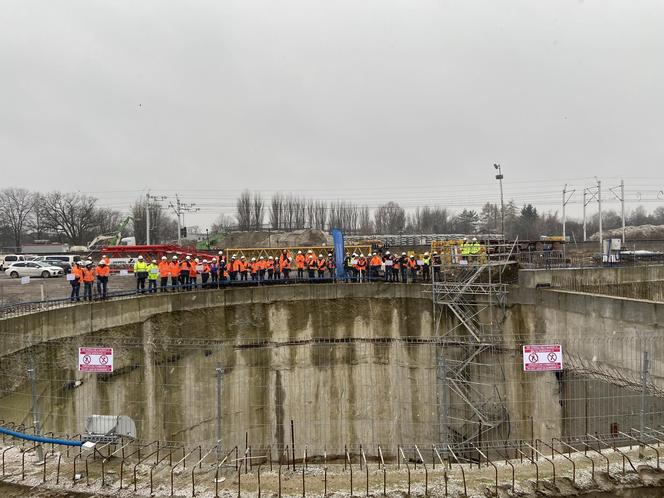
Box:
left=71, top=266, right=83, bottom=281
left=356, top=258, right=367, bottom=270
left=169, top=262, right=179, bottom=275
left=95, top=265, right=110, bottom=278
left=202, top=264, right=210, bottom=274
left=238, top=260, right=248, bottom=272
left=408, top=258, right=417, bottom=269
left=317, top=258, right=326, bottom=270
left=180, top=261, right=190, bottom=273
left=295, top=254, right=305, bottom=269
left=266, top=259, right=275, bottom=270
left=280, top=256, right=291, bottom=271
left=103, top=256, right=111, bottom=266
left=370, top=255, right=382, bottom=267
left=159, top=261, right=171, bottom=277
left=189, top=263, right=198, bottom=277
left=306, top=255, right=316, bottom=268
left=82, top=268, right=95, bottom=283
left=231, top=260, right=240, bottom=272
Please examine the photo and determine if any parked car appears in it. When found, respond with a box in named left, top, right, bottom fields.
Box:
left=32, top=256, right=73, bottom=273
left=0, top=254, right=28, bottom=271
left=4, top=261, right=65, bottom=278
left=33, top=254, right=82, bottom=265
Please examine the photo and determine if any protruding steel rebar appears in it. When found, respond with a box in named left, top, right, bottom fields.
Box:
left=398, top=446, right=410, bottom=497
left=414, top=445, right=428, bottom=496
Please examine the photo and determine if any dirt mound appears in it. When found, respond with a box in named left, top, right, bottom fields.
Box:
left=219, top=229, right=332, bottom=248
left=590, top=224, right=664, bottom=241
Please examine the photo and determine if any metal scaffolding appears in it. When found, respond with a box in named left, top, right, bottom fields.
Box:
left=431, top=243, right=515, bottom=448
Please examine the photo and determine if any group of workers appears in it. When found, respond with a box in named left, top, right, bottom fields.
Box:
left=68, top=256, right=110, bottom=302
left=67, top=238, right=487, bottom=299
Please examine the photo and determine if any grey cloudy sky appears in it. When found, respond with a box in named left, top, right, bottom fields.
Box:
left=1, top=0, right=663, bottom=226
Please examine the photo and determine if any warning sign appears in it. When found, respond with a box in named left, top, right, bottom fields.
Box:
left=78, top=347, right=114, bottom=373
left=523, top=344, right=563, bottom=372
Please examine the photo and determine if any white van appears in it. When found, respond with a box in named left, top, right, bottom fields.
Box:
left=0, top=254, right=28, bottom=271
left=34, top=254, right=82, bottom=265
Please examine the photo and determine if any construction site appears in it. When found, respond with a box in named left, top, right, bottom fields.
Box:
left=0, top=238, right=664, bottom=497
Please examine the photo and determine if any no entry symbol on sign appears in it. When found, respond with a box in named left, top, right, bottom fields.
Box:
left=78, top=347, right=114, bottom=373
left=523, top=345, right=563, bottom=372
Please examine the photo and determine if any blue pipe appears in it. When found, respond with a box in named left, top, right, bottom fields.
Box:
left=0, top=427, right=82, bottom=447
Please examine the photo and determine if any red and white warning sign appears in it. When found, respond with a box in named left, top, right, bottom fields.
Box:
left=78, top=347, right=114, bottom=373
left=523, top=344, right=563, bottom=372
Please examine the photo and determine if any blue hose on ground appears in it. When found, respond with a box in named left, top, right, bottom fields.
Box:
left=0, top=427, right=82, bottom=447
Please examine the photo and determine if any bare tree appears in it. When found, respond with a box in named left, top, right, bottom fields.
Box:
left=252, top=192, right=265, bottom=230
left=306, top=199, right=315, bottom=229
left=26, top=192, right=48, bottom=240
left=314, top=201, right=327, bottom=230
left=0, top=188, right=35, bottom=250
left=236, top=190, right=252, bottom=230
left=358, top=205, right=372, bottom=234
left=41, top=192, right=102, bottom=245
left=270, top=193, right=284, bottom=229
left=130, top=198, right=176, bottom=244
left=211, top=214, right=236, bottom=233
left=374, top=201, right=406, bottom=234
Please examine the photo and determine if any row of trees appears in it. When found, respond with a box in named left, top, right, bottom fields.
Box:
left=229, top=190, right=664, bottom=241
left=0, top=188, right=179, bottom=251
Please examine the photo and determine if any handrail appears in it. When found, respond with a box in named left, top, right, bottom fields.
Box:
left=398, top=446, right=410, bottom=497
left=537, top=438, right=576, bottom=483
left=557, top=439, right=594, bottom=481
left=133, top=448, right=160, bottom=491
left=447, top=445, right=467, bottom=497
left=170, top=445, right=202, bottom=495
left=473, top=445, right=497, bottom=496
left=515, top=447, right=539, bottom=490
left=191, top=446, right=216, bottom=496
left=593, top=434, right=637, bottom=475
left=414, top=445, right=428, bottom=496
left=524, top=442, right=555, bottom=484
left=628, top=430, right=661, bottom=468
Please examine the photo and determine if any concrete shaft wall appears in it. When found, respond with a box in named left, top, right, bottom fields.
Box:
left=0, top=284, right=443, bottom=455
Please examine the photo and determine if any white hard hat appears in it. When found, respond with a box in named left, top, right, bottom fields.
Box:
left=386, top=251, right=390, bottom=255
left=99, top=260, right=106, bottom=265
left=268, top=256, right=274, bottom=260
left=218, top=250, right=223, bottom=255
left=102, top=255, right=107, bottom=258
left=472, top=237, right=478, bottom=242
left=231, top=255, right=236, bottom=259
left=372, top=252, right=376, bottom=255
left=241, top=255, right=246, bottom=259
left=152, top=259, right=157, bottom=263
left=360, top=253, right=365, bottom=257
left=194, top=258, right=199, bottom=262
left=307, top=249, right=312, bottom=253
left=402, top=252, right=406, bottom=256
left=328, top=253, right=332, bottom=256
left=352, top=252, right=357, bottom=256
left=186, top=256, right=191, bottom=260
left=212, top=257, right=217, bottom=261
left=433, top=251, right=439, bottom=255
left=259, top=256, right=264, bottom=259
left=251, top=257, right=256, bottom=261
left=298, top=250, right=302, bottom=254
left=138, top=255, right=143, bottom=260
left=203, top=259, right=208, bottom=263
left=318, top=254, right=323, bottom=258
left=161, top=256, right=167, bottom=260
left=172, top=255, right=178, bottom=260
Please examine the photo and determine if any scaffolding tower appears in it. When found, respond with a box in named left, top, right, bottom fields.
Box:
left=431, top=243, right=515, bottom=447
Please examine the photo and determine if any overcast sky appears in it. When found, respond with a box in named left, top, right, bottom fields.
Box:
left=1, top=0, right=663, bottom=227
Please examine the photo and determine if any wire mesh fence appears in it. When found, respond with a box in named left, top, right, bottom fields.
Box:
left=0, top=331, right=662, bottom=460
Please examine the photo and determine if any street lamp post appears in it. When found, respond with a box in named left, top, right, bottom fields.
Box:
left=494, top=164, right=505, bottom=239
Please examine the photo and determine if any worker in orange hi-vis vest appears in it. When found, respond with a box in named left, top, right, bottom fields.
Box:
left=169, top=256, right=180, bottom=291
left=295, top=250, right=305, bottom=279
left=369, top=252, right=382, bottom=281
left=316, top=253, right=327, bottom=279
left=279, top=250, right=292, bottom=280
left=238, top=256, right=249, bottom=281
left=266, top=256, right=275, bottom=280
left=95, top=259, right=110, bottom=299
left=158, top=256, right=171, bottom=293
left=355, top=253, right=367, bottom=283
left=257, top=256, right=267, bottom=281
